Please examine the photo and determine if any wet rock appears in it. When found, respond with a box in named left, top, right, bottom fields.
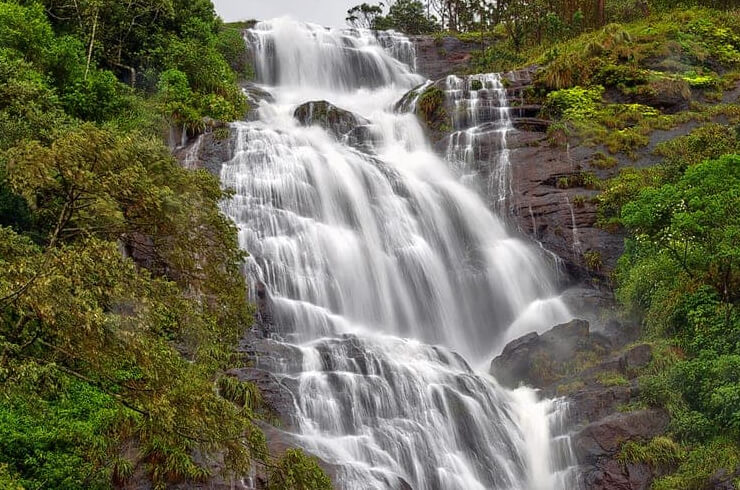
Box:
left=294, top=100, right=377, bottom=151
left=604, top=80, right=691, bottom=114
left=706, top=466, right=740, bottom=490
left=489, top=319, right=610, bottom=389
left=410, top=35, right=485, bottom=80
left=175, top=130, right=236, bottom=177
left=575, top=409, right=670, bottom=489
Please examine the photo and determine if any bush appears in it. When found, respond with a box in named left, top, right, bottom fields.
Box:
left=618, top=436, right=684, bottom=467
left=543, top=86, right=604, bottom=120
left=417, top=86, right=450, bottom=132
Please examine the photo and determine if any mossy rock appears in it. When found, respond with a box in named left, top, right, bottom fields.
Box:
left=416, top=86, right=451, bottom=138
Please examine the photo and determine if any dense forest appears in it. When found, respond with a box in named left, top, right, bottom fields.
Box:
left=0, top=0, right=329, bottom=488
left=1, top=0, right=739, bottom=488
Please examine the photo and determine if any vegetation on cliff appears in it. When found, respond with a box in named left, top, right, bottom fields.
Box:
left=0, top=1, right=328, bottom=488
left=490, top=3, right=740, bottom=487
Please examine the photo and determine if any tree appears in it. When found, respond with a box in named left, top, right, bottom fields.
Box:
left=346, top=2, right=385, bottom=29
left=385, top=0, right=440, bottom=34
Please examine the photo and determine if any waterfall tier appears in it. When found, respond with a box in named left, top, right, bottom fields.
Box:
left=221, top=18, right=576, bottom=489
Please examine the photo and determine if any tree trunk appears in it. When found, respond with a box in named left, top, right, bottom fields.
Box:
left=597, top=0, right=606, bottom=26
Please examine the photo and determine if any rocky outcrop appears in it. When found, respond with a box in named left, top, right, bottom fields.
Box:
left=242, top=81, right=275, bottom=121
left=490, top=319, right=607, bottom=389
left=174, top=129, right=236, bottom=177
left=410, top=35, right=485, bottom=80
left=409, top=65, right=728, bottom=282
left=492, top=319, right=670, bottom=489
left=575, top=409, right=671, bottom=490
left=294, top=100, right=377, bottom=152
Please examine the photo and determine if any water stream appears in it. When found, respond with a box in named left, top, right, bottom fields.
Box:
left=222, top=18, right=577, bottom=489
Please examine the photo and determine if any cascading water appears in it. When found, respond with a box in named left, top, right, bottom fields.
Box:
left=445, top=74, right=515, bottom=215
left=225, top=18, right=577, bottom=489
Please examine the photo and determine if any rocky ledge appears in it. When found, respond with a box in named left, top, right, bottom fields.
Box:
left=410, top=35, right=485, bottom=80
left=490, top=318, right=670, bottom=489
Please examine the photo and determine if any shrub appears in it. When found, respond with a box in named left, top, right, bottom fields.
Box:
left=597, top=371, right=629, bottom=387
left=584, top=250, right=603, bottom=271
left=618, top=436, right=684, bottom=468
left=590, top=151, right=618, bottom=169
left=417, top=86, right=450, bottom=132
left=543, top=85, right=604, bottom=120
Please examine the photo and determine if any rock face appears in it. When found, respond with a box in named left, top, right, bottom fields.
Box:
left=490, top=319, right=604, bottom=389
left=410, top=35, right=485, bottom=80
left=174, top=130, right=236, bottom=177
left=294, top=100, right=377, bottom=152
left=409, top=66, right=726, bottom=281
left=492, top=320, right=669, bottom=489
left=575, top=409, right=671, bottom=490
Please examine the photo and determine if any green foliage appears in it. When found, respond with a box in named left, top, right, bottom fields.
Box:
left=543, top=86, right=604, bottom=120
left=0, top=377, right=125, bottom=488
left=349, top=0, right=438, bottom=34
left=268, top=449, right=332, bottom=490
left=377, top=0, right=439, bottom=34
left=597, top=371, right=629, bottom=386
left=470, top=42, right=526, bottom=74
left=61, top=70, right=130, bottom=122
left=652, top=439, right=740, bottom=490
left=654, top=123, right=740, bottom=179
left=556, top=379, right=585, bottom=395
left=0, top=50, right=68, bottom=150
left=620, top=155, right=740, bottom=304
left=216, top=26, right=251, bottom=80
left=346, top=3, right=384, bottom=29
left=618, top=436, right=685, bottom=467
left=584, top=250, right=604, bottom=272
left=590, top=151, right=618, bottom=169
left=0, top=0, right=326, bottom=487
left=417, top=86, right=450, bottom=133
left=615, top=154, right=740, bottom=485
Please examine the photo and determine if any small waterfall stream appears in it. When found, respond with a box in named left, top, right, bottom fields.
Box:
left=224, top=18, right=577, bottom=489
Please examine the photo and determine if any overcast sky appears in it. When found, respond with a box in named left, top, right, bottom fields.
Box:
left=213, top=0, right=357, bottom=27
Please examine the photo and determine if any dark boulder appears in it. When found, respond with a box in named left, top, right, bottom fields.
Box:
left=293, top=100, right=377, bottom=152
left=706, top=466, right=740, bottom=490
left=490, top=319, right=610, bottom=389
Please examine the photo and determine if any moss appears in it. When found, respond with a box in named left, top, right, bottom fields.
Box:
left=572, top=195, right=587, bottom=208
left=470, top=79, right=483, bottom=91
left=596, top=371, right=629, bottom=387
left=584, top=250, right=603, bottom=271
left=556, top=380, right=585, bottom=395
left=416, top=86, right=450, bottom=133
left=543, top=85, right=604, bottom=120
left=618, top=436, right=684, bottom=468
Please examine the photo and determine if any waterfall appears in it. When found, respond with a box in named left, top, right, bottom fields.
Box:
left=224, top=18, right=577, bottom=489
left=445, top=74, right=514, bottom=215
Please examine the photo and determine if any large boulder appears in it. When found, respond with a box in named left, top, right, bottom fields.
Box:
left=489, top=319, right=609, bottom=389
left=293, top=100, right=377, bottom=152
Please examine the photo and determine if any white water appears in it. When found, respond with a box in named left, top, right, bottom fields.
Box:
left=225, top=18, right=577, bottom=489
left=445, top=74, right=514, bottom=215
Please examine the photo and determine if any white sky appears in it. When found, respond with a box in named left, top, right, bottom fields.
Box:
left=213, top=0, right=359, bottom=27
